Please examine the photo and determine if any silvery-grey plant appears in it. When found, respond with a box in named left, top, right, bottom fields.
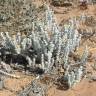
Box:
left=70, top=71, right=75, bottom=86
left=26, top=56, right=32, bottom=67
left=0, top=5, right=88, bottom=88
left=16, top=32, right=21, bottom=44
left=47, top=51, right=52, bottom=70
left=63, top=40, right=70, bottom=68
left=41, top=54, right=45, bottom=70
left=67, top=73, right=72, bottom=88
left=75, top=66, right=83, bottom=83
left=81, top=45, right=88, bottom=65
left=56, top=36, right=62, bottom=62
left=32, top=58, right=36, bottom=68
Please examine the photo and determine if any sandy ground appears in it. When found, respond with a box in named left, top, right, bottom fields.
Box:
left=48, top=79, right=96, bottom=96
left=0, top=72, right=34, bottom=96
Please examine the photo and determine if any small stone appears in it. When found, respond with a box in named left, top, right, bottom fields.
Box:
left=91, top=76, right=96, bottom=81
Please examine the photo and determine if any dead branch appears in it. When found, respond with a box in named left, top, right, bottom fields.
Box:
left=0, top=70, right=20, bottom=79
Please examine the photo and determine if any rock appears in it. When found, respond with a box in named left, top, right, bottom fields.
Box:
left=91, top=76, right=96, bottom=81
